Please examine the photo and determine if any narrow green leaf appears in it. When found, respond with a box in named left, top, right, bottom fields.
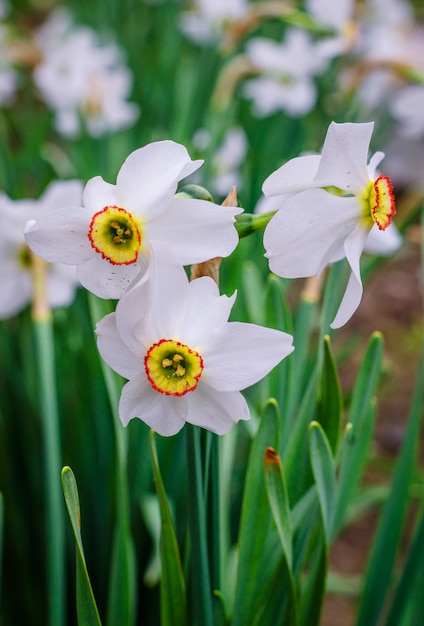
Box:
left=106, top=523, right=136, bottom=626
left=385, top=506, right=424, bottom=626
left=333, top=332, right=383, bottom=535
left=264, top=448, right=293, bottom=568
left=264, top=448, right=299, bottom=626
left=61, top=467, right=102, bottom=626
left=317, top=336, right=343, bottom=453
left=186, top=425, right=214, bottom=626
left=299, top=541, right=328, bottom=626
left=283, top=369, right=318, bottom=505
left=241, top=261, right=265, bottom=325
left=150, top=431, right=187, bottom=626
left=233, top=399, right=280, bottom=626
left=0, top=491, right=3, bottom=601
left=308, top=422, right=336, bottom=544
left=355, top=350, right=424, bottom=626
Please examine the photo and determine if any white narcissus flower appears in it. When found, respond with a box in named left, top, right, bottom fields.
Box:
left=262, top=121, right=396, bottom=329
left=0, top=180, right=83, bottom=319
left=243, top=29, right=331, bottom=118
left=33, top=8, right=139, bottom=138
left=25, top=140, right=242, bottom=300
left=390, top=85, right=424, bottom=138
left=96, top=248, right=294, bottom=436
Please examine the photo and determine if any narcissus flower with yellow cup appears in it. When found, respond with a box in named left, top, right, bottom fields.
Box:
left=96, top=248, right=294, bottom=437
left=25, top=140, right=242, bottom=299
left=262, top=121, right=396, bottom=329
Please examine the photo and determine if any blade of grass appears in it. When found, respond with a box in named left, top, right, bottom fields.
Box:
left=317, top=336, right=343, bottom=454
left=233, top=400, right=280, bottom=626
left=186, top=424, right=214, bottom=626
left=355, top=348, right=424, bottom=625
left=308, top=422, right=336, bottom=544
left=61, top=467, right=102, bottom=626
left=264, top=447, right=299, bottom=625
left=150, top=431, right=187, bottom=626
left=333, top=332, right=383, bottom=535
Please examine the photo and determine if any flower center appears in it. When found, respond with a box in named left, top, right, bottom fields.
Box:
left=144, top=339, right=204, bottom=396
left=360, top=175, right=396, bottom=231
left=88, top=206, right=142, bottom=265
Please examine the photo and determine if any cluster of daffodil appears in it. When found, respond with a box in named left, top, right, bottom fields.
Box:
left=23, top=120, right=396, bottom=437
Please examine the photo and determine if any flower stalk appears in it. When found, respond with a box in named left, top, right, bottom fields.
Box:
left=30, top=251, right=65, bottom=626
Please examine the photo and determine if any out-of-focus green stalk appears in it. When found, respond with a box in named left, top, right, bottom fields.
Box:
left=87, top=293, right=135, bottom=626
left=0, top=491, right=3, bottom=605
left=186, top=425, right=214, bottom=626
left=31, top=253, right=65, bottom=626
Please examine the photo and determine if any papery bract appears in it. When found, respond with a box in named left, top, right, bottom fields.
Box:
left=263, top=121, right=396, bottom=328
left=96, top=248, right=294, bottom=436
left=25, top=140, right=242, bottom=299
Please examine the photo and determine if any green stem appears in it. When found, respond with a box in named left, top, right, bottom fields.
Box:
left=186, top=425, right=214, bottom=626
left=210, top=434, right=221, bottom=592
left=235, top=211, right=277, bottom=238
left=33, top=315, right=65, bottom=626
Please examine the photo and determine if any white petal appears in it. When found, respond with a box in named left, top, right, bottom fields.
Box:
left=116, top=141, right=203, bottom=217
left=96, top=312, right=145, bottom=379
left=24, top=207, right=93, bottom=264
left=264, top=190, right=360, bottom=278
left=47, top=263, right=79, bottom=308
left=40, top=179, right=84, bottom=213
left=147, top=197, right=240, bottom=264
left=180, top=278, right=236, bottom=347
left=186, top=384, right=250, bottom=434
left=314, top=121, right=374, bottom=192
left=83, top=177, right=117, bottom=213
left=367, top=151, right=385, bottom=180
left=203, top=322, right=294, bottom=391
left=76, top=253, right=144, bottom=299
left=116, top=244, right=188, bottom=347
left=330, top=225, right=369, bottom=329
left=119, top=376, right=188, bottom=436
left=262, top=154, right=321, bottom=196
left=365, top=223, right=402, bottom=256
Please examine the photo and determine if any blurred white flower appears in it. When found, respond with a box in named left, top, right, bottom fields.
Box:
left=242, top=29, right=331, bottom=117
left=180, top=0, right=248, bottom=43
left=357, top=0, right=424, bottom=108
left=0, top=180, right=83, bottom=319
left=210, top=127, right=248, bottom=197
left=390, top=85, right=424, bottom=138
left=33, top=8, right=139, bottom=138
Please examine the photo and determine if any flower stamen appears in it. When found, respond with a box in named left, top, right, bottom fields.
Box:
left=145, top=339, right=204, bottom=396
left=88, top=206, right=142, bottom=265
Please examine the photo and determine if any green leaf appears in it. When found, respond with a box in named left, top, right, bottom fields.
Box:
left=0, top=491, right=3, bottom=600
left=385, top=506, right=424, bottom=626
left=355, top=350, right=424, bottom=626
left=150, top=431, right=187, bottom=626
left=283, top=370, right=318, bottom=505
left=299, top=542, right=328, bottom=626
left=308, top=422, right=336, bottom=544
left=333, top=332, right=383, bottom=535
left=317, top=336, right=343, bottom=453
left=241, top=261, right=265, bottom=325
left=106, top=522, right=136, bottom=626
left=233, top=399, right=280, bottom=626
left=61, top=467, right=102, bottom=626
left=264, top=448, right=299, bottom=625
